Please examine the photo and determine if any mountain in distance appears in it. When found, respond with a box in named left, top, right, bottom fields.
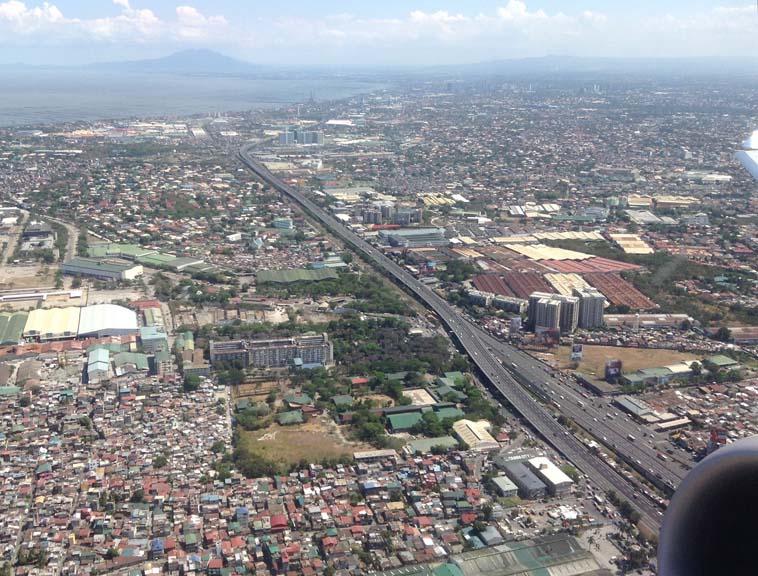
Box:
left=91, top=49, right=261, bottom=75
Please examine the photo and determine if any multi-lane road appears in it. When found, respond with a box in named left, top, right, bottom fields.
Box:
left=238, top=145, right=672, bottom=532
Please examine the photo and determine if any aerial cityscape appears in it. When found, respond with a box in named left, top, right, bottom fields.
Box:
left=1, top=2, right=758, bottom=576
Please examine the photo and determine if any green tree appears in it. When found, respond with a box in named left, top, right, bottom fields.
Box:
left=153, top=455, right=168, bottom=468
left=183, top=374, right=201, bottom=392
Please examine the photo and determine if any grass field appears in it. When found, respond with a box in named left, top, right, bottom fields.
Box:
left=550, top=345, right=701, bottom=377
left=238, top=416, right=370, bottom=465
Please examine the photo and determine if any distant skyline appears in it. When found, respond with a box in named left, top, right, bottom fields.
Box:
left=1, top=1, right=757, bottom=66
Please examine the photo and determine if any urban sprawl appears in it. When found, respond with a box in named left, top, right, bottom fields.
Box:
left=1, top=77, right=758, bottom=576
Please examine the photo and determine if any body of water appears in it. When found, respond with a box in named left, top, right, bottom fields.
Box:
left=0, top=70, right=381, bottom=127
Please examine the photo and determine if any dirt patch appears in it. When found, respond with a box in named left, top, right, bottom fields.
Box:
left=550, top=345, right=701, bottom=377
left=239, top=415, right=371, bottom=465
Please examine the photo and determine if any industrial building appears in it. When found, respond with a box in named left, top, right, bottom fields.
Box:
left=574, top=287, right=606, bottom=328
left=61, top=257, right=143, bottom=281
left=78, top=304, right=139, bottom=338
left=527, top=456, right=574, bottom=496
left=500, top=460, right=547, bottom=500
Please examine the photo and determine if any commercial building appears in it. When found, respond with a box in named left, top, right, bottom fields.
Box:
left=209, top=340, right=249, bottom=366
left=528, top=292, right=579, bottom=333
left=529, top=295, right=560, bottom=332
left=466, top=290, right=493, bottom=307
left=378, top=228, right=449, bottom=248
left=574, top=287, right=606, bottom=328
left=78, top=304, right=139, bottom=338
left=527, top=456, right=574, bottom=496
left=140, top=326, right=169, bottom=354
left=500, top=461, right=547, bottom=500
left=492, top=295, right=527, bottom=314
left=61, top=257, right=143, bottom=281
left=452, top=419, right=499, bottom=452
left=249, top=333, right=333, bottom=368
left=209, top=333, right=333, bottom=368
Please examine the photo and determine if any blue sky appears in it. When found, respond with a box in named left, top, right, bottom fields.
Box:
left=0, top=0, right=756, bottom=65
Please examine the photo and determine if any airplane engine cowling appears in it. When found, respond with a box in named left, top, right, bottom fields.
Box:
left=658, top=435, right=758, bottom=575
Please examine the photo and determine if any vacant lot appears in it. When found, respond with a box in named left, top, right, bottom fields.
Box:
left=239, top=415, right=370, bottom=465
left=550, top=345, right=701, bottom=377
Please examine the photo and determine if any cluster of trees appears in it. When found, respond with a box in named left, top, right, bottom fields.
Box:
left=410, top=411, right=459, bottom=437
left=329, top=317, right=451, bottom=375
left=17, top=549, right=48, bottom=568
left=259, top=271, right=413, bottom=316
left=76, top=228, right=89, bottom=256
left=436, top=259, right=478, bottom=283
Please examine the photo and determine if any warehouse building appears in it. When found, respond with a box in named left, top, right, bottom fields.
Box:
left=23, top=307, right=81, bottom=340
left=21, top=304, right=138, bottom=342
left=500, top=461, right=547, bottom=500
left=527, top=456, right=574, bottom=496
left=452, top=419, right=499, bottom=452
left=0, top=312, right=28, bottom=346
left=61, top=257, right=143, bottom=281
left=78, top=304, right=139, bottom=338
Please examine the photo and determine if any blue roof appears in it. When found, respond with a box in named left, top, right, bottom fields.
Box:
left=140, top=325, right=167, bottom=341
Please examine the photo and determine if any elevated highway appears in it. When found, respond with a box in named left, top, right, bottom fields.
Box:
left=239, top=145, right=668, bottom=531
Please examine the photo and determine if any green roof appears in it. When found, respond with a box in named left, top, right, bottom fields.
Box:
left=277, top=411, right=304, bottom=425
left=283, top=392, right=312, bottom=405
left=0, top=312, right=27, bottom=346
left=88, top=243, right=156, bottom=259
left=405, top=436, right=458, bottom=454
left=707, top=354, right=739, bottom=368
left=62, top=257, right=136, bottom=274
left=0, top=386, right=20, bottom=396
left=435, top=407, right=465, bottom=421
left=256, top=268, right=338, bottom=284
left=136, top=253, right=178, bottom=267
left=113, top=352, right=149, bottom=371
left=387, top=412, right=423, bottom=431
left=444, top=371, right=465, bottom=383
left=331, top=394, right=354, bottom=407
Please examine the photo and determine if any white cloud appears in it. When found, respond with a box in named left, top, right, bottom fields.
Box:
left=1, top=1, right=757, bottom=64
left=0, top=0, right=227, bottom=43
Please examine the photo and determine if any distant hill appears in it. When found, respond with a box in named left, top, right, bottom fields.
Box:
left=92, top=49, right=261, bottom=74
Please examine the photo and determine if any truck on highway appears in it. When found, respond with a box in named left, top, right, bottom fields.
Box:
left=627, top=434, right=636, bottom=441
